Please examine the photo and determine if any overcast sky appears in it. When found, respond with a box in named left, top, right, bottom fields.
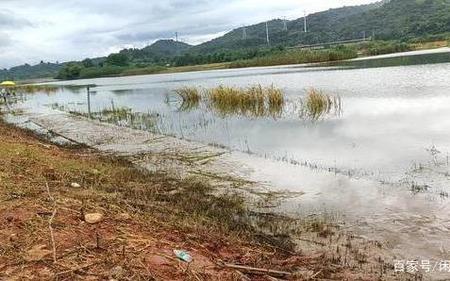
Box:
left=0, top=0, right=376, bottom=69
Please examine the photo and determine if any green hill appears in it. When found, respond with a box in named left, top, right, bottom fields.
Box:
left=0, top=61, right=64, bottom=81
left=119, top=39, right=192, bottom=64
left=317, top=0, right=450, bottom=41
left=191, top=0, right=450, bottom=53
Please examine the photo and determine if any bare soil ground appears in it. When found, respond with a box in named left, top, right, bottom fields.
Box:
left=0, top=121, right=325, bottom=280
left=0, top=120, right=417, bottom=280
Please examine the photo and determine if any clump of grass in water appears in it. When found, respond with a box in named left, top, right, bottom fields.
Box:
left=207, top=84, right=285, bottom=118
left=266, top=85, right=284, bottom=115
left=101, top=106, right=132, bottom=120
left=301, top=88, right=342, bottom=120
left=175, top=86, right=201, bottom=111
left=174, top=84, right=285, bottom=118
left=209, top=85, right=265, bottom=117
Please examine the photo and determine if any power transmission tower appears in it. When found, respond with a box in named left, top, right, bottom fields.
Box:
left=174, top=32, right=179, bottom=56
left=304, top=11, right=308, bottom=33
left=242, top=26, right=247, bottom=40
left=266, top=21, right=270, bottom=47
left=283, top=17, right=288, bottom=31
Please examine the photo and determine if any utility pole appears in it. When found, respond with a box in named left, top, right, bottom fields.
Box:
left=175, top=32, right=178, bottom=42
left=304, top=11, right=308, bottom=33
left=86, top=86, right=91, bottom=119
left=242, top=25, right=247, bottom=40
left=266, top=21, right=270, bottom=47
left=363, top=31, right=366, bottom=40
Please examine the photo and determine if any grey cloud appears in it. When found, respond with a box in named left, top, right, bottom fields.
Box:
left=115, top=21, right=231, bottom=43
left=0, top=33, right=13, bottom=48
left=0, top=11, right=31, bottom=28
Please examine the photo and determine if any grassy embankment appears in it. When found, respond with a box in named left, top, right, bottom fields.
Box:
left=357, top=39, right=450, bottom=57
left=0, top=118, right=352, bottom=280
left=65, top=63, right=232, bottom=80
left=229, top=48, right=357, bottom=68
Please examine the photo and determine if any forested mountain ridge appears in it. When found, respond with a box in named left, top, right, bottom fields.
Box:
left=0, top=62, right=64, bottom=81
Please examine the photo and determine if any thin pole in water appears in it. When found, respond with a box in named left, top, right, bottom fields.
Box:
left=87, top=86, right=92, bottom=119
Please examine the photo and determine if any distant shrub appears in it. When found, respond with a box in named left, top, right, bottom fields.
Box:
left=106, top=53, right=129, bottom=66
left=55, top=63, right=84, bottom=80
left=79, top=66, right=124, bottom=79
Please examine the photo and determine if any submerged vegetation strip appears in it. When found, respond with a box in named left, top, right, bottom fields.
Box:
left=2, top=84, right=98, bottom=95
left=8, top=84, right=60, bottom=94
left=51, top=103, right=162, bottom=133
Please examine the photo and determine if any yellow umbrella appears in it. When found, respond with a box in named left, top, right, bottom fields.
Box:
left=0, top=81, right=16, bottom=87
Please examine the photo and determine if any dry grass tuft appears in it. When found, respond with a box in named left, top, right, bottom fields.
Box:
left=301, top=88, right=342, bottom=120
left=175, top=86, right=202, bottom=111
left=266, top=85, right=284, bottom=114
left=175, top=87, right=201, bottom=103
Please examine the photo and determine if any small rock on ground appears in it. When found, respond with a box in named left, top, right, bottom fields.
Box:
left=84, top=213, right=104, bottom=224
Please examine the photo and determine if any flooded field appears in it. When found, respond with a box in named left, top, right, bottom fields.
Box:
left=25, top=49, right=450, bottom=183
left=11, top=48, right=450, bottom=277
